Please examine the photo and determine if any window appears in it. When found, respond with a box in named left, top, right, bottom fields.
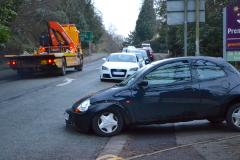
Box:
left=193, top=60, right=226, bottom=80
left=108, top=54, right=136, bottom=63
left=144, top=60, right=191, bottom=85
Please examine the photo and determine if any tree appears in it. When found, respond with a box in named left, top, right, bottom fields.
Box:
left=151, top=0, right=168, bottom=53
left=152, top=0, right=231, bottom=57
left=0, top=0, right=21, bottom=46
left=133, top=0, right=157, bottom=46
left=3, top=0, right=106, bottom=52
left=0, top=24, right=10, bottom=44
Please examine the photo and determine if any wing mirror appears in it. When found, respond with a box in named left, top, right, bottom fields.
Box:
left=145, top=59, right=150, bottom=64
left=138, top=80, right=148, bottom=87
left=102, top=58, right=107, bottom=61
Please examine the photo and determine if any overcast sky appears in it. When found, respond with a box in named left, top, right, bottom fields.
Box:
left=93, top=0, right=142, bottom=37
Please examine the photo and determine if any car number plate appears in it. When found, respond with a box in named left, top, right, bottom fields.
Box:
left=64, top=112, right=69, bottom=121
left=113, top=72, right=124, bottom=75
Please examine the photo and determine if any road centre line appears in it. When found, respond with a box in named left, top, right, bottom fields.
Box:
left=124, top=134, right=240, bottom=160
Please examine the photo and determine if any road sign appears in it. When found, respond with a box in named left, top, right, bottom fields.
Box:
left=80, top=31, right=93, bottom=42
left=167, top=11, right=205, bottom=25
left=167, top=0, right=205, bottom=25
left=223, top=2, right=240, bottom=61
left=226, top=4, right=240, bottom=51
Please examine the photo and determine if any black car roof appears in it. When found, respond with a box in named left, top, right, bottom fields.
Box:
left=152, top=56, right=226, bottom=66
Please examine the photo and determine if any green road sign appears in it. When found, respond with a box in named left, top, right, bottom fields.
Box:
left=80, top=31, right=93, bottom=42
left=226, top=51, right=240, bottom=61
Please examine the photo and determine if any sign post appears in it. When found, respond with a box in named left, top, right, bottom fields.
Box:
left=223, top=7, right=227, bottom=60
left=184, top=0, right=188, bottom=56
left=195, top=0, right=200, bottom=56
left=167, top=0, right=205, bottom=56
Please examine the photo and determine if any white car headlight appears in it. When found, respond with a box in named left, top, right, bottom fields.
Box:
left=130, top=67, right=138, bottom=71
left=102, top=66, right=109, bottom=70
left=77, top=99, right=90, bottom=112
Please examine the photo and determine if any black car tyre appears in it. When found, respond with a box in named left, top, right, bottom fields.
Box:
left=92, top=110, right=123, bottom=137
left=226, top=103, right=240, bottom=131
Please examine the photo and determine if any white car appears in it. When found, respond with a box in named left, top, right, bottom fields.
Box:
left=100, top=53, right=141, bottom=81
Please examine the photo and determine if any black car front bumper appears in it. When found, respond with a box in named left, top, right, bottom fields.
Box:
left=65, top=108, right=93, bottom=132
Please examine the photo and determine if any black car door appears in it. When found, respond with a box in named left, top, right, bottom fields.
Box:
left=131, top=60, right=201, bottom=123
left=192, top=59, right=230, bottom=118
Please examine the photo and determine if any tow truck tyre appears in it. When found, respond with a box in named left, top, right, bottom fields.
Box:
left=59, top=58, right=66, bottom=76
left=17, top=70, right=29, bottom=78
left=226, top=103, right=240, bottom=131
left=75, top=56, right=83, bottom=71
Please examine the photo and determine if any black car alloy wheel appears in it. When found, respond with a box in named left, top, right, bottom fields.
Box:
left=92, top=110, right=123, bottom=137
left=226, top=103, right=240, bottom=131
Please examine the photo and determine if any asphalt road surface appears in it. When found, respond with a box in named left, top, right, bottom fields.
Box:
left=0, top=57, right=240, bottom=160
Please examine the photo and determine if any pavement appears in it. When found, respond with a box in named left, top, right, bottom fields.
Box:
left=0, top=53, right=239, bottom=160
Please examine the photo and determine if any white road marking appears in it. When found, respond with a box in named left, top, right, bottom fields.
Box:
left=56, top=78, right=75, bottom=87
left=96, top=135, right=128, bottom=159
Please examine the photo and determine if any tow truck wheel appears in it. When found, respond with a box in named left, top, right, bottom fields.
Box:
left=75, top=56, right=83, bottom=71
left=17, top=70, right=29, bottom=78
left=59, top=58, right=66, bottom=76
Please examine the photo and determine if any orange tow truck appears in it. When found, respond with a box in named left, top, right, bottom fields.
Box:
left=5, top=21, right=84, bottom=77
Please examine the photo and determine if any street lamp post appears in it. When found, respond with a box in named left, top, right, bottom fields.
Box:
left=195, top=0, right=200, bottom=56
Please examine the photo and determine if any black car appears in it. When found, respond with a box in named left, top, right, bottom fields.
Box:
left=65, top=56, right=240, bottom=136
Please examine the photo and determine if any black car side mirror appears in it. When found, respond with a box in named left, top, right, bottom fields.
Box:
left=145, top=59, right=150, bottom=64
left=138, top=80, right=148, bottom=87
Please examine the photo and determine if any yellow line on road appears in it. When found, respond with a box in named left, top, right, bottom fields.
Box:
left=96, top=154, right=124, bottom=160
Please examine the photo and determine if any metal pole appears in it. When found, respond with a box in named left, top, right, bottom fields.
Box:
left=184, top=0, right=188, bottom=57
left=223, top=7, right=227, bottom=60
left=88, top=41, right=92, bottom=55
left=195, top=0, right=200, bottom=56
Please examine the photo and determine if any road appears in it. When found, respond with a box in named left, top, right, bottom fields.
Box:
left=0, top=56, right=240, bottom=160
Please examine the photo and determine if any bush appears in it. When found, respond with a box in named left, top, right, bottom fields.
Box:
left=0, top=24, right=10, bottom=44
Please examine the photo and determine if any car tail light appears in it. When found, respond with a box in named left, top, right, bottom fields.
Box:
left=47, top=59, right=54, bottom=64
left=9, top=60, right=17, bottom=65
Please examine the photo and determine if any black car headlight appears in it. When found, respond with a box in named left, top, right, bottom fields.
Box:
left=75, top=99, right=90, bottom=112
left=102, top=66, right=109, bottom=70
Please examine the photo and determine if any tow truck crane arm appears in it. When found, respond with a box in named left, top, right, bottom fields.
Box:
left=47, top=21, right=77, bottom=53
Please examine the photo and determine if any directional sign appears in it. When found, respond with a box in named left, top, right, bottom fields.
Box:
left=80, top=31, right=93, bottom=42
left=167, top=0, right=205, bottom=25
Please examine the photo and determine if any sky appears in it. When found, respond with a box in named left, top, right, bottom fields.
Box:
left=93, top=0, right=142, bottom=37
